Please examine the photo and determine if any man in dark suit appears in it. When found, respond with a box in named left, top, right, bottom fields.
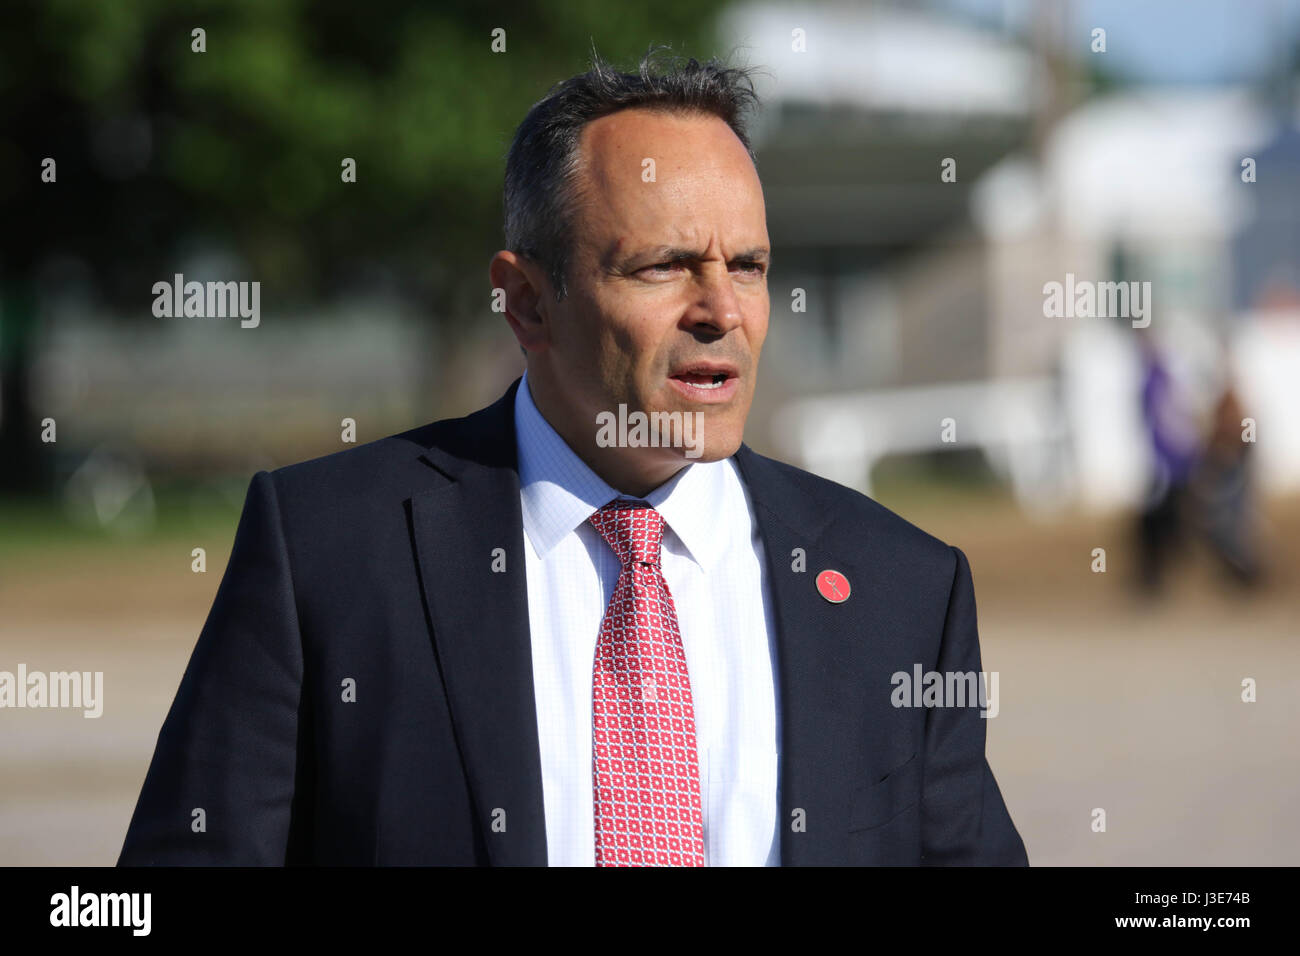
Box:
left=119, top=49, right=1027, bottom=866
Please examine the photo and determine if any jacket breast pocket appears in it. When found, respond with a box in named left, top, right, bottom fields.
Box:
left=849, top=751, right=920, bottom=833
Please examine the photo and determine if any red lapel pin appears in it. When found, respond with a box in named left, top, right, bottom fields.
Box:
left=816, top=569, right=851, bottom=604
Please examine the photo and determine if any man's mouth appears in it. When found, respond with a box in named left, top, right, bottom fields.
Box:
left=670, top=371, right=730, bottom=389
left=666, top=363, right=741, bottom=403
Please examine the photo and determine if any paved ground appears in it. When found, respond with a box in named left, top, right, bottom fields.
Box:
left=1, top=493, right=1296, bottom=865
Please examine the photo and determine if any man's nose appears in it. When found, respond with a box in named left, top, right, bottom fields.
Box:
left=684, top=267, right=744, bottom=335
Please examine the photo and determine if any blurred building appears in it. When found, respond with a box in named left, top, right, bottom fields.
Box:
left=723, top=1, right=1300, bottom=511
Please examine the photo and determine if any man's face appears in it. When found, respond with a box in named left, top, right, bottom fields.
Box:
left=530, top=107, right=770, bottom=476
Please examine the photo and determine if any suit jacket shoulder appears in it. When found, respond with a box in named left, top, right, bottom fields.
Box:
left=257, top=384, right=519, bottom=572
left=734, top=442, right=962, bottom=601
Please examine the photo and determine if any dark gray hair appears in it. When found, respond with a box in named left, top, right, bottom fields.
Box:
left=503, top=45, right=762, bottom=303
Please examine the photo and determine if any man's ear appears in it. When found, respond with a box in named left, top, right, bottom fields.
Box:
left=490, top=250, right=552, bottom=354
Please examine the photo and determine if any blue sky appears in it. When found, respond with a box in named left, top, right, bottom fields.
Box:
left=940, top=0, right=1300, bottom=83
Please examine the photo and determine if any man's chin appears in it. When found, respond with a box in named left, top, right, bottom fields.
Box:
left=681, top=432, right=743, bottom=463
left=594, top=392, right=747, bottom=463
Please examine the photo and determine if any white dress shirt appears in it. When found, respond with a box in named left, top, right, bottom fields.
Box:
left=514, top=370, right=781, bottom=866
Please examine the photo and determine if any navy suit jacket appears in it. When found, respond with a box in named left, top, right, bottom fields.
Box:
left=118, top=377, right=1028, bottom=866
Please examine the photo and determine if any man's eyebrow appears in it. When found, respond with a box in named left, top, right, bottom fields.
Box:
left=612, top=245, right=772, bottom=268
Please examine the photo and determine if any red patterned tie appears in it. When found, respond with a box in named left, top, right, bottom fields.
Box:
left=588, top=499, right=706, bottom=866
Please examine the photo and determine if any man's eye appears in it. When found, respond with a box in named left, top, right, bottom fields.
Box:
left=636, top=261, right=764, bottom=276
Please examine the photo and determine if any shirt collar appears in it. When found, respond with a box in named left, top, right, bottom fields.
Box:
left=514, top=369, right=734, bottom=571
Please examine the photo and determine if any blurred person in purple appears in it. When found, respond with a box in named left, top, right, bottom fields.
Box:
left=1135, top=335, right=1201, bottom=593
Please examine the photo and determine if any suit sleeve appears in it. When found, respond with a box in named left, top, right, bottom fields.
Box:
left=117, top=470, right=312, bottom=865
left=919, top=545, right=1028, bottom=865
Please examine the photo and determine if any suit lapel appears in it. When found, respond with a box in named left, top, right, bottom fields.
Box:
left=734, top=442, right=875, bottom=865
left=409, top=378, right=549, bottom=865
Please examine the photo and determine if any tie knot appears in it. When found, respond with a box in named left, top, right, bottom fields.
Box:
left=588, top=500, right=664, bottom=568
